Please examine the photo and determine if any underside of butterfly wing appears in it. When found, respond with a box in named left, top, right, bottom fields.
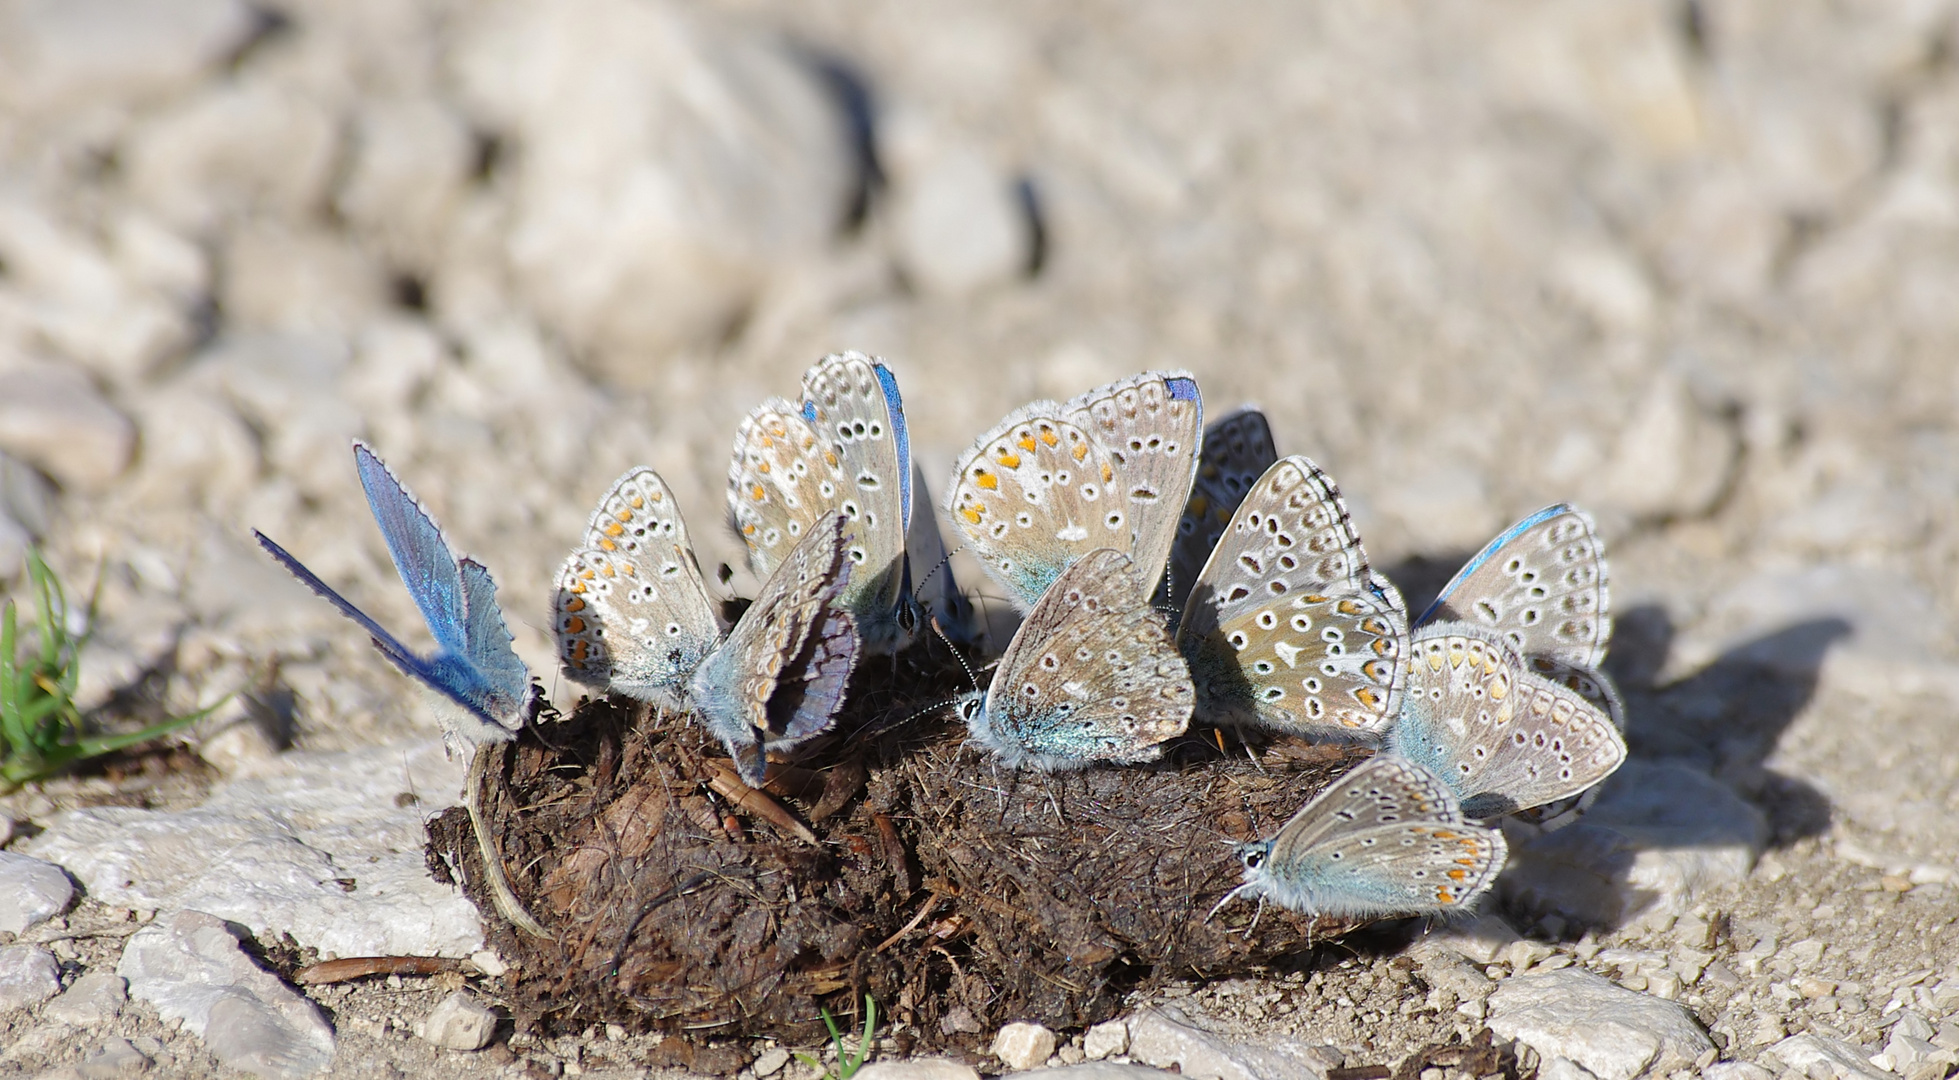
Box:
left=970, top=548, right=1193, bottom=768
left=1170, top=407, right=1278, bottom=610
left=947, top=409, right=1128, bottom=609
left=1060, top=371, right=1203, bottom=598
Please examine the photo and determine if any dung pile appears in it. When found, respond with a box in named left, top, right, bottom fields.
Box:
left=426, top=646, right=1373, bottom=1051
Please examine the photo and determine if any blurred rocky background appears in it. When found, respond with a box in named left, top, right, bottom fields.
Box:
left=3, top=1, right=1959, bottom=1076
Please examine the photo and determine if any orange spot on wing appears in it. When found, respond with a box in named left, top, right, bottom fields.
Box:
left=751, top=484, right=766, bottom=501
left=961, top=507, right=983, bottom=524
left=563, top=616, right=586, bottom=634
left=977, top=473, right=998, bottom=490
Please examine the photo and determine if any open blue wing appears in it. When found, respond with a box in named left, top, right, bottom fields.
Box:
left=354, top=443, right=470, bottom=657
left=458, top=556, right=531, bottom=707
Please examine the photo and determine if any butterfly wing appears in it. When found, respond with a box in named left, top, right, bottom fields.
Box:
left=731, top=353, right=914, bottom=652
left=1389, top=625, right=1626, bottom=818
left=553, top=467, right=720, bottom=705
left=1417, top=504, right=1610, bottom=669
left=946, top=407, right=1130, bottom=609
left=457, top=557, right=534, bottom=735
left=353, top=442, right=469, bottom=657
left=966, top=548, right=1194, bottom=769
left=1060, top=371, right=1204, bottom=599
left=1176, top=456, right=1408, bottom=740
left=1244, top=755, right=1506, bottom=917
left=1170, top=406, right=1278, bottom=610
left=690, top=516, right=859, bottom=784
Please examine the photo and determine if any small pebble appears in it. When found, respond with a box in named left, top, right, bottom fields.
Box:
left=421, top=990, right=499, bottom=1051
left=991, top=1021, right=1058, bottom=1071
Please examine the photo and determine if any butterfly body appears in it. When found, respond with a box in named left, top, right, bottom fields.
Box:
left=1176, top=455, right=1408, bottom=741
left=1219, top=755, right=1506, bottom=919
left=947, top=371, right=1203, bottom=610
left=958, top=548, right=1193, bottom=770
left=255, top=443, right=539, bottom=749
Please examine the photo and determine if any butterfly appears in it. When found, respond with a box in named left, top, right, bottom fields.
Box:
left=1416, top=503, right=1613, bottom=683
left=956, top=548, right=1194, bottom=770
left=1387, top=624, right=1628, bottom=818
left=903, top=461, right=976, bottom=643
left=556, top=466, right=859, bottom=784
left=1175, top=455, right=1409, bottom=742
left=1211, top=754, right=1506, bottom=920
left=728, top=352, right=925, bottom=654
left=255, top=442, right=541, bottom=751
left=946, top=371, right=1204, bottom=610
left=1169, top=406, right=1278, bottom=611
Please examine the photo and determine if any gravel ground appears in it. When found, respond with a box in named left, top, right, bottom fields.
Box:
left=3, top=0, right=1958, bottom=1077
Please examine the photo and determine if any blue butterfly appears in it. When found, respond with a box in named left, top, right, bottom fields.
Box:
left=256, top=442, right=539, bottom=750
left=729, top=353, right=959, bottom=654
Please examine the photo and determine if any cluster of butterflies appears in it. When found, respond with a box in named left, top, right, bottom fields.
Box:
left=254, top=353, right=1627, bottom=924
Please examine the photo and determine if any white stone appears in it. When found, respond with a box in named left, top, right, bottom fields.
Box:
left=43, top=971, right=128, bottom=1026
left=993, top=1022, right=1060, bottom=1071
left=221, top=224, right=390, bottom=336
left=81, top=1038, right=150, bottom=1075
left=1084, top=1018, right=1130, bottom=1060
left=469, top=951, right=508, bottom=978
left=119, top=911, right=334, bottom=1077
left=0, top=945, right=62, bottom=1012
left=1595, top=371, right=1737, bottom=521
left=449, top=0, right=855, bottom=376
left=1702, top=1063, right=1774, bottom=1080
left=0, top=361, right=135, bottom=491
left=887, top=125, right=1027, bottom=297
left=1412, top=911, right=1523, bottom=965
left=1126, top=1005, right=1339, bottom=1080
left=1011, top=1067, right=1184, bottom=1079
left=26, top=739, right=480, bottom=959
left=853, top=1062, right=984, bottom=1080
left=420, top=990, right=498, bottom=1051
left=752, top=1045, right=791, bottom=1076
left=1766, top=1034, right=1893, bottom=1080
left=0, top=0, right=257, bottom=114
left=335, top=97, right=475, bottom=272
left=198, top=720, right=284, bottom=777
left=0, top=198, right=197, bottom=382
left=1501, top=761, right=1766, bottom=925
left=0, top=851, right=74, bottom=933
left=124, top=81, right=340, bottom=234
left=124, top=380, right=261, bottom=510
left=1486, top=968, right=1714, bottom=1080
left=1539, top=1057, right=1600, bottom=1080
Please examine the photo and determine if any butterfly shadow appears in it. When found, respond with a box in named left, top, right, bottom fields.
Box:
left=1496, top=605, right=1848, bottom=935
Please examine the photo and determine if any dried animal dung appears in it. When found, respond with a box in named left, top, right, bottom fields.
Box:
left=426, top=654, right=1375, bottom=1052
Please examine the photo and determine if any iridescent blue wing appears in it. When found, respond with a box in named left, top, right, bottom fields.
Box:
left=354, top=442, right=468, bottom=657
left=458, top=557, right=533, bottom=729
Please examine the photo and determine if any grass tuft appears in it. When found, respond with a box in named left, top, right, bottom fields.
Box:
left=1, top=548, right=221, bottom=792
left=794, top=995, right=879, bottom=1080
